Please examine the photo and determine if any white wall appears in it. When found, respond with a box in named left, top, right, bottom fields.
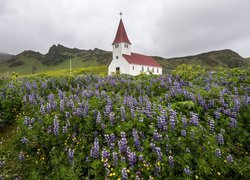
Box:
left=112, top=42, right=131, bottom=60
left=129, top=64, right=162, bottom=76
left=108, top=56, right=130, bottom=75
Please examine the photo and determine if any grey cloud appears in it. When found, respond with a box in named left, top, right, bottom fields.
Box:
left=0, top=0, right=250, bottom=58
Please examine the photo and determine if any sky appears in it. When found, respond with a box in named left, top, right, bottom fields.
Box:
left=0, top=0, right=250, bottom=58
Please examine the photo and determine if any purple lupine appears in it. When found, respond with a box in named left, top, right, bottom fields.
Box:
left=23, top=116, right=30, bottom=126
left=155, top=147, right=163, bottom=161
left=109, top=112, right=115, bottom=126
left=184, top=166, right=191, bottom=175
left=190, top=112, right=199, bottom=126
left=138, top=154, right=144, bottom=162
left=118, top=138, right=128, bottom=154
left=90, top=137, right=100, bottom=159
left=169, top=109, right=177, bottom=130
left=215, top=148, right=221, bottom=157
left=112, top=151, right=118, bottom=165
left=181, top=116, right=187, bottom=129
left=40, top=104, right=45, bottom=115
left=65, top=112, right=70, bottom=119
left=233, top=96, right=240, bottom=112
left=53, top=115, right=59, bottom=136
left=132, top=129, right=141, bottom=150
left=153, top=130, right=162, bottom=141
left=227, top=154, right=233, bottom=163
left=127, top=149, right=136, bottom=169
left=190, top=130, right=195, bottom=139
left=96, top=111, right=101, bottom=124
left=217, top=133, right=224, bottom=145
left=21, top=137, right=29, bottom=144
left=46, top=103, right=51, bottom=113
left=19, top=151, right=25, bottom=160
left=229, top=118, right=237, bottom=128
left=169, top=156, right=174, bottom=168
left=68, top=148, right=74, bottom=164
left=214, top=110, right=221, bottom=119
left=120, top=106, right=126, bottom=121
left=101, top=148, right=110, bottom=160
left=209, top=119, right=215, bottom=132
left=157, top=115, right=167, bottom=132
left=60, top=99, right=65, bottom=112
left=181, top=130, right=187, bottom=137
left=122, top=168, right=128, bottom=180
left=130, top=107, right=135, bottom=118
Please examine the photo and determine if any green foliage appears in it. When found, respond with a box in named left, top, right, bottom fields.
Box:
left=0, top=71, right=249, bottom=179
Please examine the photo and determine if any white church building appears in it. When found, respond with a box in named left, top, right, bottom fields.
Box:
left=108, top=17, right=162, bottom=76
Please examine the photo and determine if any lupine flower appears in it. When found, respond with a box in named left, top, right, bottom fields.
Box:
left=229, top=118, right=237, bottom=128
left=0, top=160, right=5, bottom=168
left=217, top=133, right=224, bottom=145
left=132, top=129, right=141, bottom=150
left=40, top=104, right=45, bottom=115
left=215, top=148, right=221, bottom=157
left=118, top=138, right=128, bottom=154
left=112, top=151, right=118, bottom=165
left=190, top=112, right=199, bottom=126
left=96, top=111, right=101, bottom=124
left=53, top=115, right=59, bottom=136
left=127, top=149, right=136, bottom=169
left=90, top=137, right=100, bottom=159
left=122, top=168, right=128, bottom=180
left=181, top=130, right=187, bottom=137
left=226, top=154, right=233, bottom=163
left=138, top=154, right=144, bottom=162
left=153, top=130, right=162, bottom=141
left=169, top=156, right=174, bottom=168
left=209, top=119, right=215, bottom=132
left=19, top=151, right=25, bottom=160
left=68, top=148, right=74, bottom=164
left=21, top=137, right=29, bottom=144
left=181, top=116, right=187, bottom=129
left=46, top=103, right=51, bottom=113
left=60, top=99, right=65, bottom=112
left=102, top=148, right=110, bottom=161
left=184, top=166, right=191, bottom=175
left=120, top=106, right=126, bottom=121
left=109, top=112, right=115, bottom=126
left=155, top=147, right=163, bottom=161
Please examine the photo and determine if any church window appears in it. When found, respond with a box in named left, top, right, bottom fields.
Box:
left=116, top=56, right=118, bottom=59
left=132, top=66, right=134, bottom=70
left=152, top=68, right=154, bottom=72
left=115, top=44, right=119, bottom=48
left=157, top=68, right=159, bottom=73
left=147, top=67, right=149, bottom=71
left=142, top=66, right=144, bottom=71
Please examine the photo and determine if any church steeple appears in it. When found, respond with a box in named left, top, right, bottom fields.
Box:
left=112, top=15, right=131, bottom=45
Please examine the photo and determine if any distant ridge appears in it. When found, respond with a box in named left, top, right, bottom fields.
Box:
left=0, top=45, right=249, bottom=76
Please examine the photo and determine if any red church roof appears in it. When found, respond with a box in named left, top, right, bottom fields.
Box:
left=123, top=53, right=162, bottom=67
left=112, top=19, right=131, bottom=45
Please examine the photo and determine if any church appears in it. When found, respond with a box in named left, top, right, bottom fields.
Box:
left=108, top=15, right=162, bottom=76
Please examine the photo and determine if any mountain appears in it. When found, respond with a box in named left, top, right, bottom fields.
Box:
left=0, top=45, right=249, bottom=76
left=154, top=49, right=250, bottom=71
left=0, top=53, right=14, bottom=63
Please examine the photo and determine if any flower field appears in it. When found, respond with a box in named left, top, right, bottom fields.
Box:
left=0, top=67, right=249, bottom=179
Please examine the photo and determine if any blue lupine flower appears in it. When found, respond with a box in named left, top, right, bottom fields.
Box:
left=217, top=133, right=224, bottom=145
left=229, top=118, right=237, bottom=128
left=112, top=151, right=118, bottom=165
left=215, top=148, right=221, bottom=157
left=227, top=154, right=233, bottom=163
left=122, top=168, right=128, bottom=180
left=19, top=151, right=25, bottom=160
left=53, top=115, right=59, bottom=136
left=184, top=166, right=191, bottom=175
left=90, top=137, right=100, bottom=159
left=109, top=112, right=115, bottom=126
left=190, top=112, right=199, bottom=126
left=127, top=149, right=136, bottom=169
left=21, top=137, right=29, bottom=144
left=169, top=156, right=174, bottom=168
left=132, top=129, right=140, bottom=150
left=181, top=130, right=187, bottom=137
left=40, top=104, right=45, bottom=115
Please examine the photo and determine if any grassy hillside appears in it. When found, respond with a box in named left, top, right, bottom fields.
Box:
left=154, top=49, right=250, bottom=71
left=0, top=53, right=14, bottom=63
left=0, top=45, right=249, bottom=77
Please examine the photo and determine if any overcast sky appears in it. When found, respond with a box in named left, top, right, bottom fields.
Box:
left=0, top=0, right=250, bottom=58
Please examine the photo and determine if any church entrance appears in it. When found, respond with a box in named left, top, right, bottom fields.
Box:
left=116, top=67, right=120, bottom=74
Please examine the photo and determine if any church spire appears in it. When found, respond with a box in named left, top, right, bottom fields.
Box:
left=112, top=13, right=131, bottom=45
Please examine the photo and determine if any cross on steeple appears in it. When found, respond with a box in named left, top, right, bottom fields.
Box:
left=119, top=12, right=123, bottom=18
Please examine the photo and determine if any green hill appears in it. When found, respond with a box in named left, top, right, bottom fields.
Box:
left=0, top=45, right=249, bottom=77
left=154, top=49, right=250, bottom=72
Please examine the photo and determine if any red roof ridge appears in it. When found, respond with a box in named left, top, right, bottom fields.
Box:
left=112, top=19, right=131, bottom=45
left=123, top=52, right=162, bottom=67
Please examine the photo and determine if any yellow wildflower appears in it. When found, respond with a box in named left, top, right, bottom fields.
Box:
left=217, top=172, right=221, bottom=176
left=195, top=175, right=199, bottom=179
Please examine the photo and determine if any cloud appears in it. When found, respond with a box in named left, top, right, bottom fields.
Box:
left=0, top=0, right=249, bottom=58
